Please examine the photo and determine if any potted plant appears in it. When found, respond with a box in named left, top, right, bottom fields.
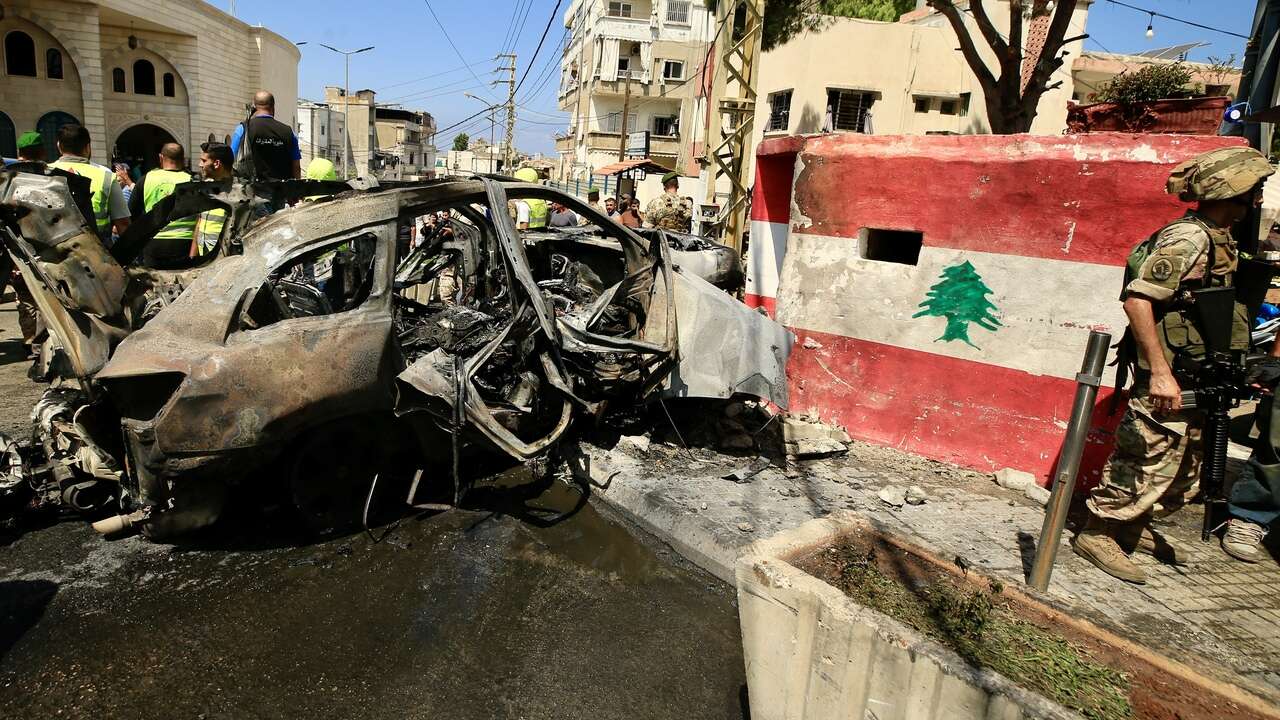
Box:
left=1068, top=62, right=1230, bottom=134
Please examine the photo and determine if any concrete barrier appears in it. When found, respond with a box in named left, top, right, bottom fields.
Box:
left=746, top=133, right=1245, bottom=485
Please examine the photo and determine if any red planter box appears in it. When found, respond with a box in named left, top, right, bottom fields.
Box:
left=1067, top=96, right=1231, bottom=135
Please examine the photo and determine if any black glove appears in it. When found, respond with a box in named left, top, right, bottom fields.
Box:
left=1247, top=357, right=1280, bottom=388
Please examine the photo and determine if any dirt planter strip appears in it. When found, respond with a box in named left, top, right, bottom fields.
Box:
left=735, top=511, right=1280, bottom=720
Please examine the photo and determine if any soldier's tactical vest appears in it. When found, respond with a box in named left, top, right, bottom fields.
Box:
left=1147, top=218, right=1252, bottom=374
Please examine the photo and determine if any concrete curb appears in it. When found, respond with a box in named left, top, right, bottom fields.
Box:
left=563, top=439, right=744, bottom=584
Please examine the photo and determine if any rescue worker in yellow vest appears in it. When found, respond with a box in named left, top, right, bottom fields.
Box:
left=131, top=143, right=197, bottom=268
left=48, top=124, right=131, bottom=243
left=303, top=157, right=339, bottom=202
left=192, top=141, right=233, bottom=258
left=513, top=167, right=548, bottom=229
left=1072, top=147, right=1275, bottom=584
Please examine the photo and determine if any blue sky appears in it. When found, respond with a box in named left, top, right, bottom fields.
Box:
left=223, top=0, right=1256, bottom=156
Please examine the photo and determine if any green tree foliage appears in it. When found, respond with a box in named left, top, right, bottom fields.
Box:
left=913, top=261, right=1002, bottom=348
left=452, top=133, right=470, bottom=152
left=762, top=0, right=916, bottom=51
left=1095, top=62, right=1194, bottom=104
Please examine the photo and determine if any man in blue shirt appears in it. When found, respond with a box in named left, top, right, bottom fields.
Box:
left=230, top=90, right=302, bottom=180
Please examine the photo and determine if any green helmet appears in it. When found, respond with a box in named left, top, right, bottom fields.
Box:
left=514, top=167, right=540, bottom=183
left=1167, top=146, right=1274, bottom=202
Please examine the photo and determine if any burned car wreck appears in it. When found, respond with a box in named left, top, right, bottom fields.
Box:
left=0, top=169, right=791, bottom=539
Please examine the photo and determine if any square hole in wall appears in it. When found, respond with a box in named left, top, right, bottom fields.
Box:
left=859, top=228, right=923, bottom=266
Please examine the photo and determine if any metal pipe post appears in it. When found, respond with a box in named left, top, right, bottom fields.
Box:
left=1028, top=330, right=1111, bottom=592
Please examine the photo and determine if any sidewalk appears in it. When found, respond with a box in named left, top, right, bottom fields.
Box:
left=566, top=429, right=1280, bottom=705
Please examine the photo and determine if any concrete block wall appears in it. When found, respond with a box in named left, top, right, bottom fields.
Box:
left=747, top=132, right=1242, bottom=484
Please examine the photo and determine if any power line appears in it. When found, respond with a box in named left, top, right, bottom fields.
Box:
left=379, top=58, right=496, bottom=91
left=1101, top=0, right=1249, bottom=40
left=504, top=0, right=536, bottom=57
left=517, top=30, right=568, bottom=104
left=422, top=0, right=498, bottom=102
left=498, top=0, right=529, bottom=57
left=513, top=0, right=565, bottom=97
left=435, top=105, right=504, bottom=136
left=384, top=74, right=494, bottom=103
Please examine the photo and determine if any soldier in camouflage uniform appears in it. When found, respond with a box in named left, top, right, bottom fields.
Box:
left=1073, top=146, right=1275, bottom=584
left=644, top=171, right=694, bottom=232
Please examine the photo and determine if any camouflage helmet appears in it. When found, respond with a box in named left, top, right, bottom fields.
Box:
left=1167, top=146, right=1275, bottom=202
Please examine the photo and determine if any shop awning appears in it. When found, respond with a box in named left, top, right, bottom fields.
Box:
left=593, top=158, right=673, bottom=177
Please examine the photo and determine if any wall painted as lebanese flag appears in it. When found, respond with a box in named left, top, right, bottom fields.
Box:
left=748, top=132, right=1244, bottom=485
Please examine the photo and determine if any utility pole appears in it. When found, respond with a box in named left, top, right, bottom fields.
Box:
left=495, top=53, right=517, bottom=173
left=321, top=43, right=375, bottom=179
left=703, top=0, right=764, bottom=252
left=617, top=66, right=633, bottom=161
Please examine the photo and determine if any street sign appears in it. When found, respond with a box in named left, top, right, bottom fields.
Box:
left=625, top=130, right=650, bottom=158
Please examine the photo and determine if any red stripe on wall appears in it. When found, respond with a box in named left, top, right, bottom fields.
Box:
left=789, top=134, right=1242, bottom=267
left=788, top=327, right=1123, bottom=487
left=744, top=293, right=777, bottom=317
left=750, top=150, right=797, bottom=224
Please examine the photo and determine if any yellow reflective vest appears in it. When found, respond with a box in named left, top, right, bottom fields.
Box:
left=48, top=158, right=112, bottom=237
left=193, top=207, right=227, bottom=257
left=141, top=169, right=197, bottom=242
left=526, top=198, right=549, bottom=229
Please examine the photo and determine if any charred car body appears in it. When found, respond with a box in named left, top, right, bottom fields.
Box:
left=0, top=169, right=791, bottom=539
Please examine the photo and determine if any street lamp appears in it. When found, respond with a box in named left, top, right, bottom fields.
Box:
left=463, top=92, right=497, bottom=173
left=320, top=43, right=374, bottom=179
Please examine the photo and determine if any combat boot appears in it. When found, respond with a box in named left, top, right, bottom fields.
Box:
left=1072, top=516, right=1146, bottom=584
left=1118, top=522, right=1188, bottom=566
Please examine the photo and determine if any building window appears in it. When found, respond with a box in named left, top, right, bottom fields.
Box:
left=667, top=0, right=691, bottom=24
left=653, top=115, right=678, bottom=136
left=133, top=59, right=156, bottom=95
left=608, top=1, right=633, bottom=18
left=766, top=89, right=792, bottom=132
left=112, top=67, right=126, bottom=92
left=46, top=49, right=63, bottom=80
left=662, top=60, right=684, bottom=81
left=409, top=152, right=415, bottom=165
left=37, top=111, right=79, bottom=160
left=860, top=228, right=923, bottom=266
left=617, top=56, right=630, bottom=75
left=4, top=31, right=36, bottom=77
left=913, top=96, right=930, bottom=113
left=0, top=111, right=15, bottom=159
left=320, top=125, right=326, bottom=136
left=601, top=112, right=636, bottom=133
left=826, top=89, right=874, bottom=133
left=163, top=72, right=175, bottom=97
left=939, top=99, right=958, bottom=115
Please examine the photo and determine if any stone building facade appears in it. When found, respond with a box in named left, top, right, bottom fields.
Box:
left=0, top=0, right=297, bottom=169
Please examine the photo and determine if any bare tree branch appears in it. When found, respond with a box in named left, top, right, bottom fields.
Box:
left=927, top=0, right=998, bottom=92
left=964, top=0, right=1008, bottom=56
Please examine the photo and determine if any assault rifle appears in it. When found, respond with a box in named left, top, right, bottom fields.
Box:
left=1174, top=286, right=1254, bottom=542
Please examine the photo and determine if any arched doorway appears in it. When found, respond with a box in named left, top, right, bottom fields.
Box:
left=36, top=110, right=79, bottom=160
left=0, top=112, right=15, bottom=158
left=113, top=123, right=177, bottom=173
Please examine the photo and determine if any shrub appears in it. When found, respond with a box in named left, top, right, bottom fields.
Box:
left=1095, top=62, right=1193, bottom=104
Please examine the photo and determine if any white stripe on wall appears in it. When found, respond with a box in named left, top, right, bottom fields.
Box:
left=777, top=233, right=1127, bottom=384
left=747, top=219, right=788, bottom=299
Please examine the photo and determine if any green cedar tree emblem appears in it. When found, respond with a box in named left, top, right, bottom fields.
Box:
left=913, top=261, right=1002, bottom=349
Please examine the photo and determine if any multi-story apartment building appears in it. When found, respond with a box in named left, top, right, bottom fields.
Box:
left=296, top=99, right=346, bottom=170
left=324, top=86, right=379, bottom=178
left=374, top=107, right=437, bottom=181
left=555, top=0, right=715, bottom=185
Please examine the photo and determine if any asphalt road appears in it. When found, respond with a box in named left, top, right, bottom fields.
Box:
left=0, top=303, right=748, bottom=720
